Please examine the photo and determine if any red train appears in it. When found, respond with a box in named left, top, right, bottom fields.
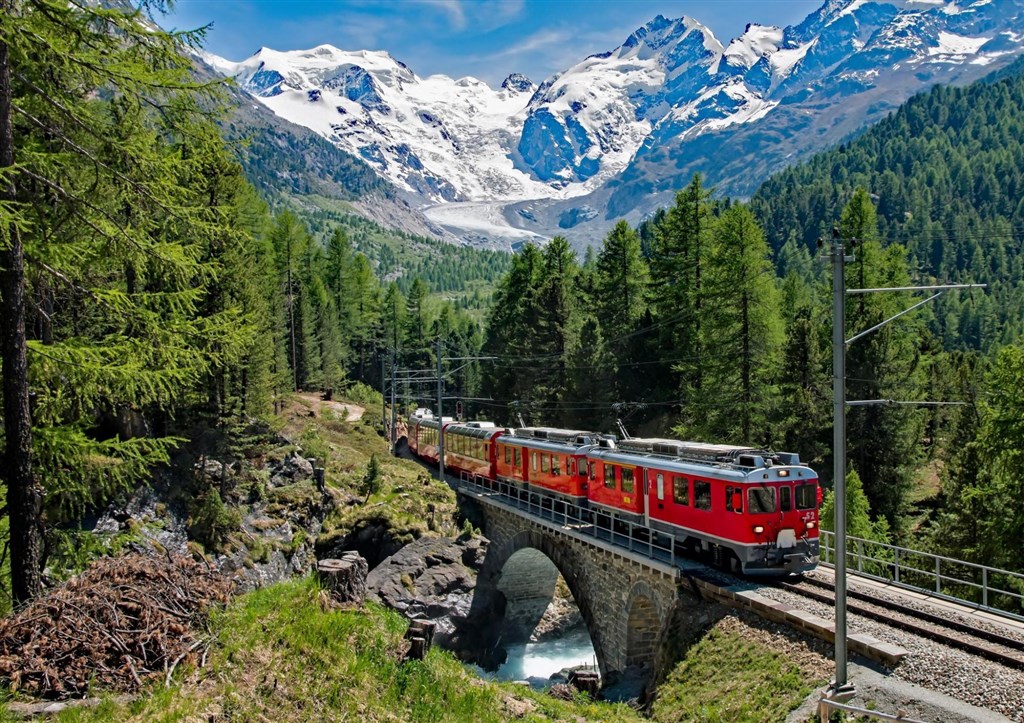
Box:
left=407, top=410, right=820, bottom=576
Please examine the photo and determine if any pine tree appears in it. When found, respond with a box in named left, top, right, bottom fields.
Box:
left=531, top=237, right=581, bottom=425
left=593, top=220, right=649, bottom=403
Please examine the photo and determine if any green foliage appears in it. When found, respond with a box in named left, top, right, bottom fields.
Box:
left=933, top=343, right=1024, bottom=572
left=751, top=61, right=1024, bottom=352
left=187, top=488, right=242, bottom=553
left=676, top=204, right=784, bottom=445
left=820, top=469, right=892, bottom=544
left=841, top=190, right=927, bottom=530
left=361, top=454, right=383, bottom=502
left=299, top=425, right=330, bottom=469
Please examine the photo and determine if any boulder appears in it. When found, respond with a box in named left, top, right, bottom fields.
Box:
left=285, top=454, right=314, bottom=480
left=365, top=535, right=488, bottom=649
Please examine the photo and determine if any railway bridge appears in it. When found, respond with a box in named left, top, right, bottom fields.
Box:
left=458, top=477, right=699, bottom=684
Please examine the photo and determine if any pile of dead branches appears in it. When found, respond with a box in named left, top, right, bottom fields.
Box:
left=0, top=552, right=231, bottom=699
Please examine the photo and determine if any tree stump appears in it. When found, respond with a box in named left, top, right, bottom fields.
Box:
left=403, top=619, right=436, bottom=661
left=317, top=553, right=367, bottom=605
left=568, top=669, right=601, bottom=698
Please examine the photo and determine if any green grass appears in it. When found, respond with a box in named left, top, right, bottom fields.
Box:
left=29, top=577, right=640, bottom=722
left=650, top=620, right=826, bottom=723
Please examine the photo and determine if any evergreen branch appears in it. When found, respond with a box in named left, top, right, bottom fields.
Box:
left=11, top=96, right=192, bottom=225
left=16, top=166, right=185, bottom=267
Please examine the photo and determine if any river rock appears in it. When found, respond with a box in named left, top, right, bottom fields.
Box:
left=365, top=534, right=488, bottom=649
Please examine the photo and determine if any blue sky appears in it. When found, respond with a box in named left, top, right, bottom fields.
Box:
left=166, top=1, right=824, bottom=87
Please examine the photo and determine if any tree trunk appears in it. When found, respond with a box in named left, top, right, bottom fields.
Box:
left=0, top=15, right=44, bottom=604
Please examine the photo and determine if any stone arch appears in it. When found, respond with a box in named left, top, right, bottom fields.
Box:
left=625, top=580, right=666, bottom=669
left=476, top=527, right=610, bottom=678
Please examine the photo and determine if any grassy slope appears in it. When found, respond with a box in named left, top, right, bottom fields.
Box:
left=16, top=580, right=826, bottom=723
left=36, top=577, right=639, bottom=723
left=651, top=615, right=826, bottom=722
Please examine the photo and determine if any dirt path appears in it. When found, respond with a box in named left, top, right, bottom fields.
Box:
left=293, top=393, right=365, bottom=421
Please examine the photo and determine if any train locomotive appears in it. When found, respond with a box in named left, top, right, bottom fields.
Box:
left=407, top=410, right=820, bottom=576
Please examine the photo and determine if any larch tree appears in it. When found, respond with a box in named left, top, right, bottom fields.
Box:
left=0, top=0, right=245, bottom=602
left=681, top=204, right=784, bottom=444
left=593, top=220, right=649, bottom=403
left=840, top=188, right=926, bottom=531
left=649, top=175, right=716, bottom=413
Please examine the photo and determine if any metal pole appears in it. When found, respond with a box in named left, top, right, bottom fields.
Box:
left=832, top=233, right=852, bottom=695
left=390, top=361, right=397, bottom=455
left=437, top=335, right=444, bottom=483
left=381, top=354, right=387, bottom=440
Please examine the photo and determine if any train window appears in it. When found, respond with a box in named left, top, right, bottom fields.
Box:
left=780, top=485, right=792, bottom=512
left=672, top=476, right=689, bottom=506
left=579, top=460, right=587, bottom=478
left=604, top=464, right=616, bottom=489
left=531, top=452, right=537, bottom=472
left=726, top=486, right=743, bottom=513
left=514, top=448, right=521, bottom=468
left=796, top=483, right=817, bottom=510
left=748, top=487, right=776, bottom=514
left=621, top=467, right=635, bottom=493
left=541, top=454, right=549, bottom=473
left=504, top=447, right=511, bottom=464
left=552, top=457, right=561, bottom=476
left=656, top=474, right=664, bottom=501
left=694, top=481, right=712, bottom=511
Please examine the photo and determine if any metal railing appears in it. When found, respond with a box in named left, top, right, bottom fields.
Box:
left=458, top=473, right=682, bottom=570
left=818, top=696, right=926, bottom=723
left=820, top=530, right=1024, bottom=622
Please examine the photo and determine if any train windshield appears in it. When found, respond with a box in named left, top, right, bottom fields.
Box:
left=795, top=483, right=818, bottom=510
left=748, top=487, right=776, bottom=514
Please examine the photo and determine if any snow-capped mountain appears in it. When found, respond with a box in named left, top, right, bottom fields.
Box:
left=204, top=0, right=1024, bottom=247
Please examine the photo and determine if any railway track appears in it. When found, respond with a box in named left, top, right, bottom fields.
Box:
left=772, top=574, right=1024, bottom=670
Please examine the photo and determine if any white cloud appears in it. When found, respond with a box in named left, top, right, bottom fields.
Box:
left=420, top=0, right=467, bottom=29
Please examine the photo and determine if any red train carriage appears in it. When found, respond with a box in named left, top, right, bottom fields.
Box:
left=585, top=445, right=648, bottom=524
left=442, top=421, right=505, bottom=480
left=494, top=428, right=608, bottom=505
left=602, top=438, right=820, bottom=575
left=408, top=410, right=453, bottom=465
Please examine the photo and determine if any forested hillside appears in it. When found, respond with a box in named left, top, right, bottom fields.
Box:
left=0, top=0, right=495, bottom=607
left=751, top=56, right=1024, bottom=352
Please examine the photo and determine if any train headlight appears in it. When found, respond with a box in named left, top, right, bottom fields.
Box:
left=753, top=525, right=765, bottom=534
left=806, top=521, right=816, bottom=529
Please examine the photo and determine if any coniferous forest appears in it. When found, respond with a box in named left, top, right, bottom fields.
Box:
left=1, top=0, right=1024, bottom=619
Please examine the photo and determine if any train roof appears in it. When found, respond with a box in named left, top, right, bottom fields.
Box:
left=446, top=421, right=507, bottom=439
left=510, top=427, right=613, bottom=446
left=415, top=415, right=453, bottom=429
left=594, top=437, right=814, bottom=480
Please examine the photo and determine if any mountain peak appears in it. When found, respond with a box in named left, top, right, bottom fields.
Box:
left=501, top=73, right=535, bottom=93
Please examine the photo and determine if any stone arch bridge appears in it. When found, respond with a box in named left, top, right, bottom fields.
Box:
left=459, top=482, right=691, bottom=684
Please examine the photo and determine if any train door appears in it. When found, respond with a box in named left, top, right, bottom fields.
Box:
left=639, top=467, right=650, bottom=527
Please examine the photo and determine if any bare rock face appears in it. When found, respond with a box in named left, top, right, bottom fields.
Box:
left=365, top=534, right=488, bottom=649
left=318, top=552, right=368, bottom=604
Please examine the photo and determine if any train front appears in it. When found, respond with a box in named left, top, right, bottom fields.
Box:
left=738, top=453, right=820, bottom=575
